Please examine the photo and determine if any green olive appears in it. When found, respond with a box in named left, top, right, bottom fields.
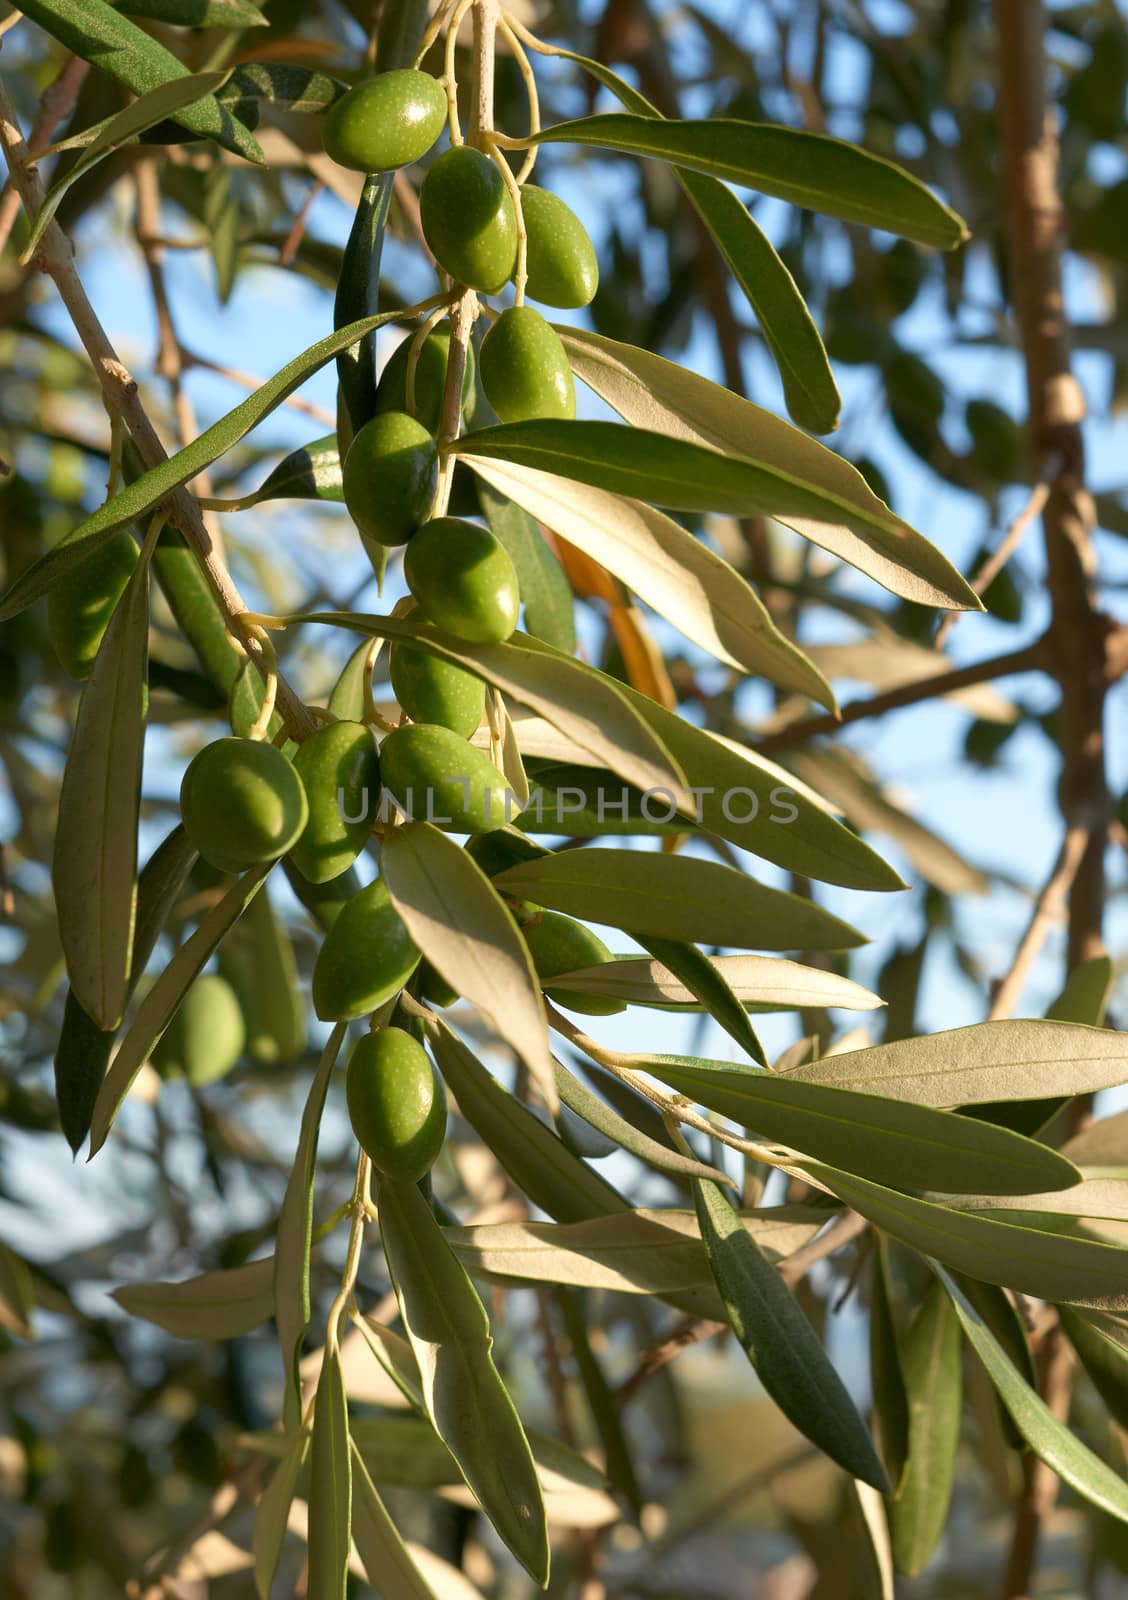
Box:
left=180, top=737, right=309, bottom=874
left=376, top=327, right=477, bottom=434
left=346, top=1026, right=447, bottom=1182
left=416, top=958, right=459, bottom=1008
left=47, top=533, right=138, bottom=680
left=290, top=720, right=380, bottom=884
left=480, top=306, right=575, bottom=423
left=380, top=723, right=510, bottom=834
left=323, top=69, right=446, bottom=173
left=312, top=876, right=420, bottom=1021
left=389, top=638, right=485, bottom=736
left=518, top=187, right=599, bottom=308
left=520, top=911, right=626, bottom=1015
left=420, top=146, right=518, bottom=293
left=403, top=517, right=519, bottom=643
left=152, top=974, right=246, bottom=1085
left=343, top=412, right=438, bottom=547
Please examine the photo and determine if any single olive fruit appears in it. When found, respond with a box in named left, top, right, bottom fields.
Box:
left=376, top=328, right=477, bottom=434
left=480, top=306, right=575, bottom=423
left=47, top=533, right=139, bottom=680
left=343, top=412, right=438, bottom=548
left=420, top=145, right=518, bottom=293
left=180, top=737, right=309, bottom=874
left=521, top=911, right=626, bottom=1016
left=518, top=187, right=599, bottom=309
left=323, top=69, right=446, bottom=173
left=389, top=639, right=485, bottom=737
left=290, top=720, right=380, bottom=884
left=403, top=517, right=520, bottom=643
left=380, top=723, right=510, bottom=834
left=416, top=958, right=459, bottom=1008
left=312, top=876, right=420, bottom=1021
left=346, top=1026, right=447, bottom=1182
left=152, top=973, right=246, bottom=1085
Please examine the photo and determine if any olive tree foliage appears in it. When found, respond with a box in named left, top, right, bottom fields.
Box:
left=0, top=0, right=1127, bottom=1595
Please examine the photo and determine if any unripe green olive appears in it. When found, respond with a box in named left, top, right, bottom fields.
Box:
left=518, top=187, right=599, bottom=308
left=376, top=328, right=477, bottom=434
left=152, top=973, right=246, bottom=1085
left=346, top=1026, right=447, bottom=1182
left=420, top=146, right=518, bottom=293
left=416, top=958, right=458, bottom=1008
left=521, top=911, right=626, bottom=1016
left=343, top=412, right=438, bottom=548
left=312, top=876, right=420, bottom=1020
left=380, top=723, right=509, bottom=834
left=290, top=720, right=380, bottom=884
left=480, top=306, right=575, bottom=423
left=403, top=517, right=520, bottom=643
left=180, top=737, right=309, bottom=874
left=47, top=533, right=139, bottom=680
left=323, top=69, right=446, bottom=173
left=389, top=639, right=485, bottom=736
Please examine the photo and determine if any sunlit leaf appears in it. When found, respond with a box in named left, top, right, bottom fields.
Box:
left=112, top=1256, right=274, bottom=1339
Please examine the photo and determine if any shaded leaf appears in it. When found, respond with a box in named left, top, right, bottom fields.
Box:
left=0, top=1243, right=36, bottom=1339
left=869, top=1236, right=909, bottom=1488
left=308, top=1343, right=351, bottom=1600
left=225, top=434, right=344, bottom=508
left=1058, top=1305, right=1128, bottom=1430
left=888, top=1281, right=961, bottom=1575
left=553, top=1058, right=731, bottom=1185
left=112, top=1256, right=273, bottom=1339
left=350, top=1443, right=443, bottom=1600
left=254, top=1429, right=308, bottom=1600
left=636, top=935, right=766, bottom=1063
left=557, top=1290, right=642, bottom=1516
left=479, top=481, right=576, bottom=654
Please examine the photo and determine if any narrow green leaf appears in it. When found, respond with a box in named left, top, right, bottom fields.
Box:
left=377, top=1176, right=550, bottom=1584
left=1058, top=1305, right=1128, bottom=1429
left=456, top=418, right=977, bottom=612
left=53, top=554, right=149, bottom=1029
left=88, top=862, right=270, bottom=1156
left=153, top=532, right=243, bottom=694
left=0, top=1243, right=36, bottom=1339
left=112, top=1256, right=273, bottom=1339
left=241, top=886, right=305, bottom=1063
left=254, top=1429, right=308, bottom=1600
left=805, top=1162, right=1128, bottom=1309
left=336, top=179, right=393, bottom=436
left=350, top=1444, right=443, bottom=1600
left=888, top=1281, right=961, bottom=1575
left=553, top=1058, right=731, bottom=1185
left=869, top=1237, right=909, bottom=1489
left=219, top=63, right=344, bottom=122
left=467, top=454, right=833, bottom=704
left=275, top=1022, right=348, bottom=1425
left=328, top=638, right=375, bottom=722
left=0, top=305, right=437, bottom=623
left=17, top=0, right=263, bottom=161
left=24, top=70, right=232, bottom=261
left=557, top=1290, right=642, bottom=1516
left=643, top=1055, right=1080, bottom=1196
left=479, top=480, right=577, bottom=654
left=548, top=951, right=882, bottom=1014
left=850, top=1480, right=896, bottom=1600
left=694, top=1178, right=887, bottom=1488
left=308, top=1343, right=351, bottom=1600
left=783, top=1019, right=1128, bottom=1106
left=349, top=1415, right=610, bottom=1498
left=225, top=435, right=344, bottom=509
left=528, top=114, right=968, bottom=249
left=951, top=1273, right=1034, bottom=1450
left=636, top=935, right=766, bottom=1064
left=494, top=849, right=864, bottom=951
left=937, top=1265, right=1128, bottom=1523
left=381, top=822, right=557, bottom=1114
left=118, top=0, right=267, bottom=26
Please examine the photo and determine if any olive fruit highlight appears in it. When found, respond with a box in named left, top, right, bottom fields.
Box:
left=323, top=69, right=446, bottom=173
left=518, top=187, right=599, bottom=309
left=152, top=974, right=246, bottom=1085
left=376, top=328, right=476, bottom=434
left=521, top=911, right=626, bottom=1015
left=480, top=306, right=575, bottom=423
left=312, top=876, right=420, bottom=1020
left=342, top=412, right=437, bottom=547
left=403, top=517, right=519, bottom=643
left=346, top=1027, right=446, bottom=1182
left=180, top=737, right=309, bottom=874
left=290, top=720, right=380, bottom=884
left=389, top=639, right=485, bottom=737
left=380, top=723, right=509, bottom=834
left=420, top=146, right=518, bottom=292
left=48, top=533, right=139, bottom=680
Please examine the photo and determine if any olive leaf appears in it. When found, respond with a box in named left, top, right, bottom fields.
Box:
left=17, top=0, right=263, bottom=161
left=869, top=1236, right=910, bottom=1489
left=694, top=1177, right=888, bottom=1489
left=635, top=935, right=766, bottom=1063
left=381, top=822, right=557, bottom=1114
left=556, top=1290, right=643, bottom=1516
left=350, top=1444, right=444, bottom=1600
left=53, top=550, right=150, bottom=1030
left=1058, top=1305, right=1128, bottom=1429
left=479, top=481, right=577, bottom=654
left=553, top=1058, right=732, bottom=1185
left=213, top=435, right=344, bottom=510
left=308, top=1342, right=351, bottom=1600
left=465, top=453, right=834, bottom=705
left=888, top=1281, right=961, bottom=1574
left=112, top=1256, right=274, bottom=1339
left=0, top=1243, right=36, bottom=1340
left=121, top=0, right=266, bottom=26
left=547, top=951, right=882, bottom=1013
left=254, top=1429, right=309, bottom=1600
left=376, top=1176, right=550, bottom=1585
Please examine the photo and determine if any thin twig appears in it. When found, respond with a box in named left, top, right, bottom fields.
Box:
left=935, top=472, right=1054, bottom=648
left=0, top=53, right=88, bottom=253
left=988, top=824, right=1089, bottom=1022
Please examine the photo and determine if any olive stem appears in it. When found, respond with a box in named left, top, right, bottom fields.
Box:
left=404, top=301, right=451, bottom=421
left=106, top=409, right=124, bottom=499
left=325, top=1149, right=373, bottom=1358
left=241, top=622, right=280, bottom=741
left=498, top=13, right=541, bottom=185
left=414, top=0, right=460, bottom=67
left=486, top=134, right=528, bottom=304
left=443, top=0, right=475, bottom=146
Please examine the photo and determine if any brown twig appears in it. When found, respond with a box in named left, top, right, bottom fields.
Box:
left=0, top=53, right=88, bottom=253
left=177, top=346, right=337, bottom=428
left=935, top=471, right=1055, bottom=649
left=999, top=1324, right=1075, bottom=1600
left=987, top=824, right=1089, bottom=1022
left=0, top=79, right=315, bottom=737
